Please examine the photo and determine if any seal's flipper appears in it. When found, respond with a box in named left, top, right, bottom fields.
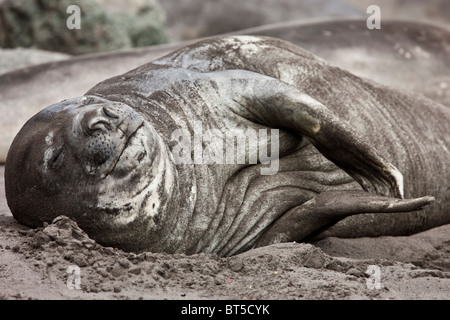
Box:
left=254, top=190, right=435, bottom=248
left=216, top=70, right=405, bottom=198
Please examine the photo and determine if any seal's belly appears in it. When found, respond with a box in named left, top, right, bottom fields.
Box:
left=193, top=143, right=359, bottom=256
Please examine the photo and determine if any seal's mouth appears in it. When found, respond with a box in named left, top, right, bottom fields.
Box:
left=100, top=123, right=145, bottom=179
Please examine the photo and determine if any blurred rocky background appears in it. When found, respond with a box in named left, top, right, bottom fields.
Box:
left=0, top=0, right=449, bottom=74
left=0, top=0, right=168, bottom=55
left=159, top=0, right=362, bottom=41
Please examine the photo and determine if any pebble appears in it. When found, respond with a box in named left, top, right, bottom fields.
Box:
left=102, top=247, right=115, bottom=255
left=118, top=258, right=131, bottom=269
left=33, top=231, right=51, bottom=248
left=43, top=225, right=59, bottom=240
left=145, top=253, right=156, bottom=262
left=228, top=258, right=244, bottom=272
left=72, top=255, right=89, bottom=267
left=302, top=248, right=327, bottom=269
left=96, top=268, right=109, bottom=278
left=55, top=237, right=68, bottom=246
left=129, top=267, right=142, bottom=275
left=111, top=264, right=126, bottom=278
left=155, top=268, right=169, bottom=279
left=346, top=268, right=362, bottom=277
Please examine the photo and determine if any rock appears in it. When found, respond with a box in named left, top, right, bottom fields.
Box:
left=129, top=267, right=142, bottom=275
left=298, top=245, right=329, bottom=269
left=94, top=0, right=169, bottom=47
left=33, top=231, right=51, bottom=248
left=155, top=268, right=169, bottom=279
left=118, top=258, right=131, bottom=269
left=346, top=268, right=362, bottom=277
left=0, top=0, right=168, bottom=55
left=82, top=239, right=96, bottom=250
left=72, top=254, right=89, bottom=267
left=145, top=253, right=156, bottom=262
left=228, top=257, right=244, bottom=272
left=110, top=263, right=126, bottom=278
left=42, top=225, right=59, bottom=241
left=54, top=237, right=68, bottom=246
left=96, top=268, right=109, bottom=278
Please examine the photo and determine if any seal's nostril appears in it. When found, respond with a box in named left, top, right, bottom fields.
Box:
left=103, top=106, right=119, bottom=119
left=88, top=119, right=111, bottom=132
left=80, top=107, right=117, bottom=136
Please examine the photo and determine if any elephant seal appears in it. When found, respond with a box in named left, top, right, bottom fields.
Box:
left=5, top=36, right=449, bottom=256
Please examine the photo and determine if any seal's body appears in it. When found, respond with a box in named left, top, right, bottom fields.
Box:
left=5, top=36, right=449, bottom=256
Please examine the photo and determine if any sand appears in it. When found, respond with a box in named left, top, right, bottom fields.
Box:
left=1, top=165, right=449, bottom=300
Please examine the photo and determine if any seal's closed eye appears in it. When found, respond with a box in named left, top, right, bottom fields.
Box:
left=50, top=148, right=65, bottom=169
left=102, top=106, right=119, bottom=119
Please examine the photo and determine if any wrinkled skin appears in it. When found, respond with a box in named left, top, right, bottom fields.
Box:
left=5, top=36, right=450, bottom=256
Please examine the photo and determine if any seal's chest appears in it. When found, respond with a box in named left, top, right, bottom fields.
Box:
left=193, top=143, right=357, bottom=256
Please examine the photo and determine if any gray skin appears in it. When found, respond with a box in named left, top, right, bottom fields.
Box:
left=5, top=36, right=449, bottom=257
left=1, top=19, right=449, bottom=164
left=239, top=19, right=450, bottom=107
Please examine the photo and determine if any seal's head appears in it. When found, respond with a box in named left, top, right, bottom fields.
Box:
left=5, top=96, right=176, bottom=251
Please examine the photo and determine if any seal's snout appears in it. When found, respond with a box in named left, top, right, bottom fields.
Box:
left=78, top=104, right=143, bottom=138
left=73, top=102, right=145, bottom=178
left=81, top=106, right=120, bottom=136
left=77, top=106, right=120, bottom=175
